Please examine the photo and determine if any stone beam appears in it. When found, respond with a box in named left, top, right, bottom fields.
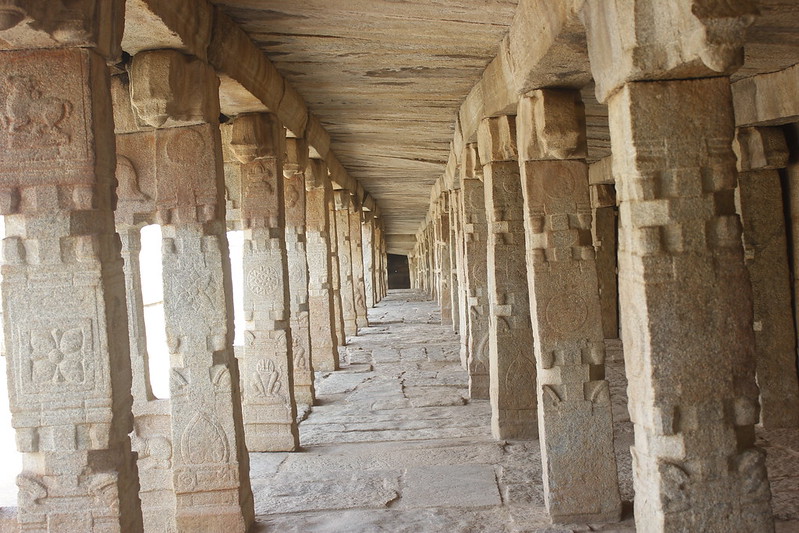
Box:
left=732, top=63, right=799, bottom=127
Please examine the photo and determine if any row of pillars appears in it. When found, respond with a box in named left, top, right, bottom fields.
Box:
left=410, top=84, right=799, bottom=531
left=0, top=36, right=387, bottom=533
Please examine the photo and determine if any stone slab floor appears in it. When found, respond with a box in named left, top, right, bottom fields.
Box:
left=250, top=289, right=799, bottom=532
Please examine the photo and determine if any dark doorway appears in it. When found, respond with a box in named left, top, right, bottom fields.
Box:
left=388, top=254, right=411, bottom=289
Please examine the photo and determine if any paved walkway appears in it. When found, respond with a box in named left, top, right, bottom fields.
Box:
left=251, top=290, right=634, bottom=532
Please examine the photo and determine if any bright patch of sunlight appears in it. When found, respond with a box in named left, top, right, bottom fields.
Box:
left=140, top=224, right=170, bottom=399
left=228, top=231, right=245, bottom=347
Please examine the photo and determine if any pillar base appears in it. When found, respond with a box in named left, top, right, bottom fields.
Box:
left=491, top=409, right=538, bottom=440
left=245, top=424, right=299, bottom=452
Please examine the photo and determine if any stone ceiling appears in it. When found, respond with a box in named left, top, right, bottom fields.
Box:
left=211, top=0, right=519, bottom=250
left=209, top=0, right=799, bottom=254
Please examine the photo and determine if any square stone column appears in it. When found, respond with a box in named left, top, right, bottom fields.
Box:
left=449, top=188, right=463, bottom=335
left=517, top=90, right=621, bottom=522
left=589, top=158, right=619, bottom=340
left=477, top=116, right=538, bottom=440
left=0, top=43, right=144, bottom=531
left=284, top=138, right=315, bottom=408
left=361, top=215, right=376, bottom=308
left=118, top=228, right=175, bottom=533
left=227, top=113, right=299, bottom=452
left=460, top=144, right=491, bottom=399
left=349, top=199, right=369, bottom=329
left=327, top=191, right=347, bottom=345
left=305, top=160, right=340, bottom=370
left=334, top=190, right=358, bottom=337
left=584, top=2, right=773, bottom=530
left=128, top=49, right=254, bottom=531
left=436, top=196, right=454, bottom=325
left=734, top=127, right=799, bottom=428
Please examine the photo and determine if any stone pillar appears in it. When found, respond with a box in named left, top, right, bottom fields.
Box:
left=378, top=220, right=388, bottom=299
left=735, top=127, right=799, bottom=428
left=227, top=113, right=299, bottom=452
left=328, top=191, right=347, bottom=345
left=284, top=138, right=315, bottom=408
left=517, top=90, right=621, bottom=522
left=306, top=160, right=340, bottom=369
left=453, top=185, right=470, bottom=364
left=349, top=199, right=369, bottom=328
left=583, top=2, right=773, bottom=529
left=362, top=214, right=376, bottom=308
left=0, top=14, right=144, bottom=526
left=460, top=144, right=491, bottom=399
left=477, top=116, right=538, bottom=440
left=449, top=188, right=462, bottom=334
left=437, top=196, right=454, bottom=325
left=118, top=228, right=174, bottom=533
left=335, top=190, right=358, bottom=336
left=589, top=158, right=619, bottom=340
left=128, top=50, right=254, bottom=531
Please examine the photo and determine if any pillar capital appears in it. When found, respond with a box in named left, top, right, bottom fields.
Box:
left=306, top=159, right=328, bottom=190
left=460, top=143, right=483, bottom=182
left=582, top=0, right=758, bottom=102
left=477, top=115, right=517, bottom=165
left=129, top=49, right=220, bottom=129
left=230, top=112, right=285, bottom=163
left=733, top=126, right=790, bottom=172
left=284, top=137, right=310, bottom=177
left=0, top=0, right=124, bottom=59
left=517, top=89, right=586, bottom=161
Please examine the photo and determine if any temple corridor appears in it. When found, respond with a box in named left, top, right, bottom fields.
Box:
left=246, top=290, right=797, bottom=533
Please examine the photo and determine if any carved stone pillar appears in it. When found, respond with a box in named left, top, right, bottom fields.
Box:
left=327, top=190, right=346, bottom=345
left=349, top=199, right=369, bottom=329
left=460, top=144, right=490, bottom=399
left=306, top=160, right=340, bottom=370
left=128, top=49, right=253, bottom=531
left=0, top=25, right=144, bottom=529
left=284, top=138, right=315, bottom=408
left=517, top=90, right=621, bottom=522
left=477, top=116, right=537, bottom=440
left=335, top=190, right=358, bottom=336
left=361, top=214, right=376, bottom=308
left=583, top=2, right=773, bottom=528
left=735, top=127, right=799, bottom=428
left=436, top=196, right=454, bottom=325
left=226, top=113, right=299, bottom=452
left=113, top=73, right=176, bottom=533
left=449, top=188, right=463, bottom=335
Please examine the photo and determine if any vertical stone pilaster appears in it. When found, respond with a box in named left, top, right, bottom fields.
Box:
left=328, top=191, right=347, bottom=345
left=129, top=50, right=253, bottom=531
left=306, top=160, right=340, bottom=369
left=335, top=190, right=358, bottom=336
left=735, top=127, right=799, bottom=428
left=284, top=138, right=315, bottom=408
left=227, top=113, right=299, bottom=452
left=349, top=200, right=369, bottom=328
left=517, top=90, right=621, bottom=522
left=478, top=116, right=538, bottom=440
left=584, top=3, right=772, bottom=529
left=0, top=40, right=144, bottom=531
left=460, top=144, right=491, bottom=399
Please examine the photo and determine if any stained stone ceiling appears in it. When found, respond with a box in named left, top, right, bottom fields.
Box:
left=210, top=0, right=519, bottom=251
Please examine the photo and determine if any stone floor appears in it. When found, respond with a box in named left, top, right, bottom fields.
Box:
left=249, top=289, right=799, bottom=532
left=1, top=289, right=798, bottom=532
